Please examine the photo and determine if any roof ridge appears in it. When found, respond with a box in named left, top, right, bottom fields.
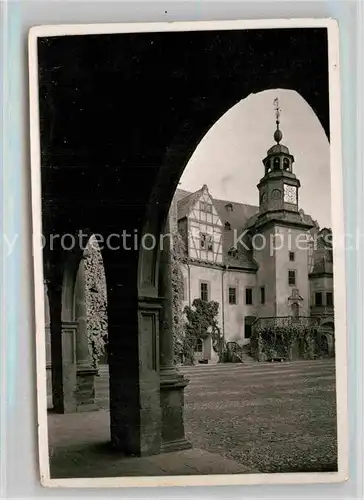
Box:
left=176, top=188, right=259, bottom=211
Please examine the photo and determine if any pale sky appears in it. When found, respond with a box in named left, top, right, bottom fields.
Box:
left=179, top=89, right=331, bottom=229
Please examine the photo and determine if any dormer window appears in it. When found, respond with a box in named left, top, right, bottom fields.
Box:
left=225, top=203, right=233, bottom=212
left=224, top=222, right=231, bottom=230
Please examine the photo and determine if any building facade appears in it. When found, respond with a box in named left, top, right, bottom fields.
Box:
left=175, top=118, right=335, bottom=361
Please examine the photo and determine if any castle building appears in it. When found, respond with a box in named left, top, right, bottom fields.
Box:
left=174, top=106, right=335, bottom=361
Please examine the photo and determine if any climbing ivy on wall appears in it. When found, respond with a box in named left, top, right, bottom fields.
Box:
left=170, top=232, right=187, bottom=364
left=170, top=226, right=225, bottom=365
left=250, top=323, right=318, bottom=362
left=83, top=229, right=186, bottom=367
left=84, top=235, right=108, bottom=367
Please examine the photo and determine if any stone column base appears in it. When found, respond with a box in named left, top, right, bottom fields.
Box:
left=160, top=369, right=191, bottom=453
left=160, top=437, right=192, bottom=453
left=76, top=366, right=98, bottom=412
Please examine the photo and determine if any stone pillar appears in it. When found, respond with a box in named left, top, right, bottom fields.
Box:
left=74, top=258, right=97, bottom=411
left=159, top=216, right=191, bottom=453
left=47, top=280, right=77, bottom=413
left=105, top=246, right=162, bottom=456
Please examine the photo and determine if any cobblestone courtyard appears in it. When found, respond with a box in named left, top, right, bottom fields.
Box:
left=49, top=359, right=337, bottom=477
left=180, top=359, right=337, bottom=473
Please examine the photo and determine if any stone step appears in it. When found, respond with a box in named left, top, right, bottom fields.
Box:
left=94, top=359, right=335, bottom=407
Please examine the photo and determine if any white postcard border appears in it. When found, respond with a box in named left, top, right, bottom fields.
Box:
left=28, top=17, right=348, bottom=489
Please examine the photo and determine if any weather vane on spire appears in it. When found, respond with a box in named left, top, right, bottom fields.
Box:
left=273, top=97, right=283, bottom=144
left=273, top=97, right=281, bottom=125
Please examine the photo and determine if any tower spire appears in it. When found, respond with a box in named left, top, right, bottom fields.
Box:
left=273, top=97, right=283, bottom=144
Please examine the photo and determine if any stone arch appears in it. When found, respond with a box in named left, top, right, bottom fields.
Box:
left=46, top=230, right=104, bottom=413
left=318, top=319, right=335, bottom=357
left=38, top=29, right=331, bottom=453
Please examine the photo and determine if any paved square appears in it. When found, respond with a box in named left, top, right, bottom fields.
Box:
left=180, top=359, right=337, bottom=473
left=50, top=358, right=337, bottom=477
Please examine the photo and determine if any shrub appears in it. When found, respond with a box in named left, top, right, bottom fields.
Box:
left=251, top=320, right=318, bottom=362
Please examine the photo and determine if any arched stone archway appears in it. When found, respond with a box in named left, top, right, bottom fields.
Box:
left=318, top=320, right=335, bottom=357
left=39, top=27, right=330, bottom=456
left=46, top=233, right=101, bottom=413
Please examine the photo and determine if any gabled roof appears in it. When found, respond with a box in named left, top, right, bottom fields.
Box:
left=299, top=208, right=316, bottom=227
left=175, top=188, right=259, bottom=270
left=310, top=258, right=334, bottom=276
left=176, top=187, right=205, bottom=219
left=176, top=188, right=258, bottom=226
left=212, top=198, right=259, bottom=270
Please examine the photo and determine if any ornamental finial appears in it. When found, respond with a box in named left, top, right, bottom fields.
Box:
left=273, top=97, right=283, bottom=144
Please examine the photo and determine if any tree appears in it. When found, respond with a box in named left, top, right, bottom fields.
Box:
left=183, top=299, right=223, bottom=365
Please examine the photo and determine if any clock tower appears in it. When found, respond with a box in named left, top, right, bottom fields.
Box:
left=250, top=98, right=314, bottom=319
left=257, top=98, right=301, bottom=222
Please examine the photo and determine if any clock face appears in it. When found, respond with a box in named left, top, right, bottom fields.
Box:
left=284, top=184, right=297, bottom=204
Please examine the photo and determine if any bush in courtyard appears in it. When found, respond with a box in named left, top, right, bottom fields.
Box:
left=251, top=321, right=318, bottom=362
left=183, top=298, right=223, bottom=365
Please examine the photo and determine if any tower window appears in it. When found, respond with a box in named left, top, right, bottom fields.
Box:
left=228, top=287, right=237, bottom=305
left=260, top=286, right=265, bottom=304
left=283, top=158, right=290, bottom=171
left=245, top=287, right=253, bottom=305
left=326, top=292, right=333, bottom=307
left=289, top=251, right=295, bottom=262
left=315, top=292, right=323, bottom=306
left=200, top=282, right=209, bottom=302
left=288, top=270, right=296, bottom=286
left=224, top=222, right=231, bottom=230
left=273, top=157, right=280, bottom=170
